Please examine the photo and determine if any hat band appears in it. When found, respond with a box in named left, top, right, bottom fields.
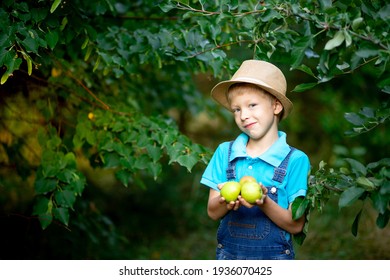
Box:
left=229, top=77, right=277, bottom=92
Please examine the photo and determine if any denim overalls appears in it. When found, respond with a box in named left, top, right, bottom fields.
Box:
left=216, top=141, right=296, bottom=260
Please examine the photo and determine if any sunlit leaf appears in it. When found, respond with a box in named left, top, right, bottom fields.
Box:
left=50, top=0, right=62, bottom=13
left=324, top=31, right=345, bottom=50
left=356, top=177, right=376, bottom=191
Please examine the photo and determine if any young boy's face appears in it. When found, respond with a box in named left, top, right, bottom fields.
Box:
left=228, top=84, right=283, bottom=141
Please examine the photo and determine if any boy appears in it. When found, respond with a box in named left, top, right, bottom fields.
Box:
left=200, top=60, right=310, bottom=260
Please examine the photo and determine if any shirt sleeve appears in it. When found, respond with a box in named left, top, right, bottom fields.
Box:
left=200, top=143, right=229, bottom=191
left=286, top=150, right=311, bottom=204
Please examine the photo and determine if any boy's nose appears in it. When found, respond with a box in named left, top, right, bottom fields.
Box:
left=240, top=108, right=250, bottom=120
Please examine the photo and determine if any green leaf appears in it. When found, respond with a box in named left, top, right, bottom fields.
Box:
left=366, top=158, right=390, bottom=170
left=31, top=7, right=48, bottom=23
left=176, top=0, right=189, bottom=5
left=50, top=0, right=62, bottom=13
left=26, top=54, right=32, bottom=75
left=344, top=158, right=367, bottom=176
left=46, top=134, right=62, bottom=149
left=175, top=154, right=198, bottom=172
left=360, top=107, right=375, bottom=118
left=53, top=207, right=70, bottom=226
left=355, top=49, right=379, bottom=58
left=42, top=161, right=61, bottom=177
left=60, top=16, right=68, bottom=31
left=38, top=213, right=53, bottom=229
left=241, top=16, right=256, bottom=30
left=292, top=83, right=318, bottom=92
left=324, top=30, right=345, bottom=50
left=36, top=197, right=53, bottom=229
left=291, top=36, right=313, bottom=68
left=345, top=112, right=365, bottom=126
left=371, top=190, right=388, bottom=214
left=1, top=72, right=9, bottom=85
left=295, top=64, right=317, bottom=78
left=22, top=37, right=39, bottom=53
left=351, top=209, right=362, bottom=236
left=54, top=190, right=76, bottom=208
left=166, top=142, right=184, bottom=160
left=68, top=173, right=86, bottom=194
left=352, top=17, right=364, bottom=31
left=33, top=196, right=50, bottom=215
left=134, top=154, right=150, bottom=170
left=35, top=177, right=58, bottom=194
left=291, top=196, right=309, bottom=220
left=2, top=52, right=23, bottom=77
left=148, top=162, right=162, bottom=180
left=146, top=144, right=162, bottom=162
left=159, top=3, right=176, bottom=13
left=339, top=187, right=365, bottom=208
left=57, top=169, right=76, bottom=183
left=115, top=169, right=132, bottom=187
left=376, top=210, right=390, bottom=228
left=343, top=30, right=352, bottom=47
left=293, top=231, right=306, bottom=246
left=46, top=31, right=59, bottom=50
left=64, top=152, right=77, bottom=169
left=318, top=0, right=332, bottom=8
left=356, top=177, right=376, bottom=191
left=137, top=133, right=152, bottom=148
left=102, top=152, right=120, bottom=167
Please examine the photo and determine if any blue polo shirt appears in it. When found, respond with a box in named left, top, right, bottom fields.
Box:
left=200, top=131, right=310, bottom=209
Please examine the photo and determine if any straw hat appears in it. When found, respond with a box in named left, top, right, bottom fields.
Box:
left=211, top=60, right=293, bottom=120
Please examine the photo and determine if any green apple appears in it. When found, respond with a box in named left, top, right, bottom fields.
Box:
left=220, top=181, right=241, bottom=202
left=239, top=175, right=257, bottom=185
left=240, top=181, right=262, bottom=204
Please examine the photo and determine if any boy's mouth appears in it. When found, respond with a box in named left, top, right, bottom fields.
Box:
left=244, top=122, right=256, bottom=129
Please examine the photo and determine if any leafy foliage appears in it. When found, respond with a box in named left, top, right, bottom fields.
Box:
left=293, top=158, right=390, bottom=244
left=0, top=0, right=389, bottom=247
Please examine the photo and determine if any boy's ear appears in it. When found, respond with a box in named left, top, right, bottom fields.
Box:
left=273, top=98, right=283, bottom=115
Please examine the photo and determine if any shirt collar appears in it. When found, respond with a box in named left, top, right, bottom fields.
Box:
left=229, top=131, right=291, bottom=167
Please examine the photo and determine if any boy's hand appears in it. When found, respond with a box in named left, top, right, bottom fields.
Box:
left=239, top=183, right=268, bottom=208
left=255, top=184, right=268, bottom=206
left=217, top=183, right=241, bottom=211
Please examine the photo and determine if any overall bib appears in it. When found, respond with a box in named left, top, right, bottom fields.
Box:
left=216, top=141, right=296, bottom=260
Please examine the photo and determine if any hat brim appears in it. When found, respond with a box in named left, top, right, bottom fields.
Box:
left=211, top=78, right=293, bottom=120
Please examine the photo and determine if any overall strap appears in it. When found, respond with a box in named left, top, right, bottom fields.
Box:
left=272, top=147, right=296, bottom=183
left=226, top=141, right=236, bottom=181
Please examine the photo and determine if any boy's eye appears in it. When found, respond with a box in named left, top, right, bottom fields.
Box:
left=249, top=103, right=257, bottom=108
left=232, top=108, right=240, bottom=113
